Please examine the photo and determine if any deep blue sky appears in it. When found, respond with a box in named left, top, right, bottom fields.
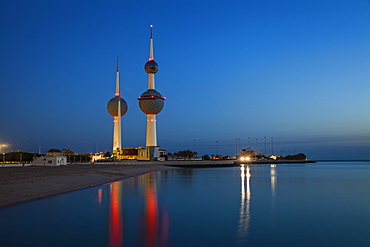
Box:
left=1, top=0, right=369, bottom=160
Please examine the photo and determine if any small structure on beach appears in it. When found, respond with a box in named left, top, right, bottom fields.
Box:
left=32, top=149, right=67, bottom=166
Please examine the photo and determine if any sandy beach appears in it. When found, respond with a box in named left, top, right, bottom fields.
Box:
left=0, top=163, right=178, bottom=208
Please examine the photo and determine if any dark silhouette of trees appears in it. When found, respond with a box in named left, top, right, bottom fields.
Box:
left=103, top=151, right=111, bottom=158
left=202, top=154, right=210, bottom=160
left=62, top=149, right=75, bottom=156
left=284, top=153, right=307, bottom=160
left=4, top=151, right=41, bottom=163
left=177, top=150, right=197, bottom=158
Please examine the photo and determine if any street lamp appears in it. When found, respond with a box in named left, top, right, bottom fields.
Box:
left=2, top=153, right=4, bottom=164
left=271, top=137, right=274, bottom=155
left=235, top=138, right=240, bottom=155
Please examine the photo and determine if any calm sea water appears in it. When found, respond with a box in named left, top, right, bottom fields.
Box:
left=1, top=161, right=370, bottom=247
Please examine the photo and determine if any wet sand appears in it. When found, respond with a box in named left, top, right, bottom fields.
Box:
left=0, top=163, right=177, bottom=208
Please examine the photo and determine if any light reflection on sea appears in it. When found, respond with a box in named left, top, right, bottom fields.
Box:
left=1, top=161, right=370, bottom=246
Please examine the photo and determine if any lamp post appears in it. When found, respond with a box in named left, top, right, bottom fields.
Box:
left=264, top=136, right=266, bottom=155
left=2, top=153, right=4, bottom=164
left=216, top=141, right=218, bottom=157
left=236, top=138, right=240, bottom=154
left=271, top=137, right=274, bottom=155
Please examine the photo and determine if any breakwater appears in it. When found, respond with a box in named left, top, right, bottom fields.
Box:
left=234, top=159, right=316, bottom=165
left=92, top=159, right=315, bottom=168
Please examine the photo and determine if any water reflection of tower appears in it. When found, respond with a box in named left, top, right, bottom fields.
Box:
left=143, top=173, right=170, bottom=247
left=103, top=173, right=170, bottom=247
left=138, top=25, right=166, bottom=160
left=107, top=60, right=128, bottom=158
left=108, top=182, right=124, bottom=247
left=237, top=165, right=251, bottom=244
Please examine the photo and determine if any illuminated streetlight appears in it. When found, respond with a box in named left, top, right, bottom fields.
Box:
left=2, top=153, right=4, bottom=164
left=0, top=144, right=8, bottom=153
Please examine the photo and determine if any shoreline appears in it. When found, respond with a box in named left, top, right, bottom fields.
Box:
left=0, top=159, right=314, bottom=208
left=0, top=163, right=179, bottom=208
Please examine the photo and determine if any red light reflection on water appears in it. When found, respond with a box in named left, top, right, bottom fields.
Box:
left=97, top=189, right=103, bottom=204
left=105, top=174, right=170, bottom=247
left=143, top=174, right=170, bottom=247
left=108, top=182, right=123, bottom=247
left=146, top=186, right=157, bottom=246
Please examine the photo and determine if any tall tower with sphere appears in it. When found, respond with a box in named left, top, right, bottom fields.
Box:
left=107, top=60, right=128, bottom=158
left=138, top=25, right=166, bottom=160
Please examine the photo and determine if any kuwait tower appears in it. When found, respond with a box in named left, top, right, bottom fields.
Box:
left=138, top=25, right=166, bottom=160
left=107, top=60, right=128, bottom=158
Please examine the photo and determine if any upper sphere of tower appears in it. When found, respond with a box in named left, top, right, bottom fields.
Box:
left=107, top=97, right=128, bottom=117
left=145, top=60, right=158, bottom=74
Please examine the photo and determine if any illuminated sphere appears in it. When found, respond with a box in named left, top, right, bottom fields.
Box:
left=138, top=89, right=165, bottom=114
left=144, top=60, right=158, bottom=74
left=107, top=97, right=128, bottom=117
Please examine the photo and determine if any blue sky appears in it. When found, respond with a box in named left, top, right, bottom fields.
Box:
left=1, top=0, right=369, bottom=160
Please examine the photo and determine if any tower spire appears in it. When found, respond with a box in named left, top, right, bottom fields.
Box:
left=149, top=25, right=154, bottom=61
left=115, top=57, right=120, bottom=97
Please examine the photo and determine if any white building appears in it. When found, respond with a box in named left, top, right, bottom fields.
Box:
left=32, top=149, right=67, bottom=166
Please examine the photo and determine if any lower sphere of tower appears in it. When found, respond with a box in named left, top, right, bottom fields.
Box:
left=138, top=89, right=165, bottom=114
left=107, top=97, right=128, bottom=117
left=139, top=98, right=164, bottom=114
